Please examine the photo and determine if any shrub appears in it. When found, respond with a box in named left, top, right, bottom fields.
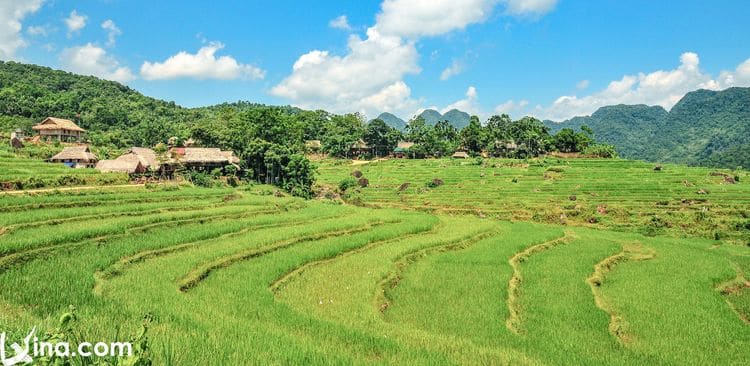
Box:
left=653, top=164, right=663, bottom=171
left=224, top=164, right=239, bottom=177
left=338, top=177, right=358, bottom=192
left=351, top=170, right=363, bottom=178
left=358, top=177, right=369, bottom=187
left=546, top=166, right=565, bottom=173
left=426, top=178, right=444, bottom=188
left=189, top=171, right=213, bottom=187
left=583, top=144, right=618, bottom=158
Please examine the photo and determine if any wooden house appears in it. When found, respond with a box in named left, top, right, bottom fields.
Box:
left=163, top=147, right=239, bottom=174
left=348, top=139, right=372, bottom=158
left=95, top=155, right=146, bottom=174
left=393, top=141, right=415, bottom=158
left=32, top=117, right=86, bottom=142
left=49, top=146, right=98, bottom=168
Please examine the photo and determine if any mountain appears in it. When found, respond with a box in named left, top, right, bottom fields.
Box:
left=372, top=112, right=407, bottom=131
left=442, top=109, right=471, bottom=129
left=416, top=108, right=471, bottom=129
left=545, top=87, right=750, bottom=168
left=418, top=109, right=444, bottom=125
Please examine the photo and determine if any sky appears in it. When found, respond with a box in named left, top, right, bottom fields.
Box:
left=2, top=0, right=750, bottom=122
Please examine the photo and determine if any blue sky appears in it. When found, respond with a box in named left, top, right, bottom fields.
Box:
left=3, top=0, right=750, bottom=121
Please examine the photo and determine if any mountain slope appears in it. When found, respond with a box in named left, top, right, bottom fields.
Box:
left=546, top=88, right=750, bottom=168
left=416, top=108, right=471, bottom=129
left=372, top=112, right=407, bottom=130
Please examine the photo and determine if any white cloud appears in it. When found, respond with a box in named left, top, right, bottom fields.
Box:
left=101, top=19, right=121, bottom=47
left=272, top=29, right=421, bottom=117
left=273, top=0, right=558, bottom=119
left=441, top=86, right=483, bottom=116
left=26, top=25, right=49, bottom=37
left=59, top=43, right=135, bottom=83
left=536, top=52, right=750, bottom=121
left=440, top=60, right=464, bottom=80
left=503, top=0, right=558, bottom=16
left=494, top=99, right=529, bottom=118
left=375, top=0, right=497, bottom=39
left=140, top=42, right=265, bottom=81
left=64, top=10, right=87, bottom=37
left=576, top=79, right=589, bottom=90
left=329, top=15, right=352, bottom=31
left=0, top=0, right=45, bottom=60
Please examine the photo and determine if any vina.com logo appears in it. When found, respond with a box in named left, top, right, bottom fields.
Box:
left=1, top=328, right=133, bottom=365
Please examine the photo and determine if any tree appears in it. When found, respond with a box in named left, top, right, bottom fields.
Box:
left=322, top=113, right=364, bottom=158
left=460, top=116, right=484, bottom=155
left=363, top=119, right=399, bottom=157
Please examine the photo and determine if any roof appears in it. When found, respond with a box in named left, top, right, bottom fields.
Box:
left=96, top=158, right=144, bottom=174
left=397, top=141, right=415, bottom=149
left=171, top=147, right=233, bottom=164
left=305, top=140, right=322, bottom=149
left=220, top=150, right=241, bottom=164
left=126, top=147, right=159, bottom=169
left=49, top=146, right=97, bottom=162
left=32, top=117, right=86, bottom=132
left=351, top=139, right=370, bottom=149
left=451, top=151, right=470, bottom=158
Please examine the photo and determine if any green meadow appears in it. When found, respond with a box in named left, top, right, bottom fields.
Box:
left=0, top=158, right=748, bottom=364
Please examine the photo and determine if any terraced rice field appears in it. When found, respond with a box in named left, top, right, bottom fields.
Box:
left=0, top=149, right=127, bottom=189
left=0, top=184, right=747, bottom=364
left=318, top=158, right=750, bottom=243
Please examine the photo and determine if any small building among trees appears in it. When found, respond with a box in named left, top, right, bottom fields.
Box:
left=49, top=146, right=98, bottom=168
left=32, top=117, right=86, bottom=142
left=348, top=139, right=372, bottom=158
left=393, top=141, right=415, bottom=158
left=304, top=140, right=322, bottom=154
left=451, top=150, right=470, bottom=159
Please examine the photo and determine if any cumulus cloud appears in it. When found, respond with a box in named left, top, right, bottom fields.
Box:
left=536, top=52, right=750, bottom=121
left=441, top=86, right=483, bottom=116
left=272, top=29, right=421, bottom=117
left=64, top=10, right=87, bottom=37
left=59, top=43, right=135, bottom=82
left=494, top=99, right=529, bottom=118
left=375, top=0, right=497, bottom=39
left=440, top=60, right=464, bottom=80
left=329, top=15, right=352, bottom=31
left=503, top=0, right=558, bottom=16
left=576, top=79, right=589, bottom=90
left=274, top=0, right=559, bottom=119
left=101, top=19, right=121, bottom=47
left=26, top=25, right=49, bottom=37
left=0, top=0, right=45, bottom=60
left=140, top=42, right=265, bottom=80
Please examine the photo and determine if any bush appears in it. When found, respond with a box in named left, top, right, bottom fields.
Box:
left=188, top=171, right=214, bottom=187
left=426, top=178, right=444, bottom=188
left=338, top=177, right=358, bottom=192
left=358, top=177, right=369, bottom=187
left=583, top=144, right=618, bottom=158
left=546, top=166, right=565, bottom=173
left=654, top=164, right=663, bottom=171
left=351, top=170, right=363, bottom=178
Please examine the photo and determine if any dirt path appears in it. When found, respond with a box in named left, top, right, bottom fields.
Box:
left=0, top=184, right=145, bottom=196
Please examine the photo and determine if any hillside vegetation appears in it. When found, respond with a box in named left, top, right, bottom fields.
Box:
left=546, top=87, right=750, bottom=168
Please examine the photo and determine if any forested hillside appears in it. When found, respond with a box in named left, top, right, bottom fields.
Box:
left=545, top=88, right=750, bottom=168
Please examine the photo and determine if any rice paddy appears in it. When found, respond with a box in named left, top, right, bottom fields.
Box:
left=0, top=158, right=748, bottom=364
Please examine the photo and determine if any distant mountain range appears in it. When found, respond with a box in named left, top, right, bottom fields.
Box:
left=373, top=108, right=471, bottom=130
left=545, top=87, right=750, bottom=168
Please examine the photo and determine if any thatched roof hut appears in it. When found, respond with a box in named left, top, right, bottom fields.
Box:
left=451, top=151, right=470, bottom=159
left=351, top=139, right=370, bottom=149
left=396, top=141, right=415, bottom=150
left=49, top=146, right=98, bottom=168
left=96, top=155, right=146, bottom=174
left=33, top=117, right=86, bottom=142
left=125, top=147, right=160, bottom=170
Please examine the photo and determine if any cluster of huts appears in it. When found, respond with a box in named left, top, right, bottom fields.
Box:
left=10, top=117, right=239, bottom=175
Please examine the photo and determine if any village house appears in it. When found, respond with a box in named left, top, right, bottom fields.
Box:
left=32, top=117, right=86, bottom=142
left=161, top=147, right=240, bottom=175
left=95, top=147, right=160, bottom=174
left=451, top=150, right=470, bottom=159
left=49, top=146, right=98, bottom=168
left=393, top=141, right=415, bottom=158
left=348, top=139, right=372, bottom=158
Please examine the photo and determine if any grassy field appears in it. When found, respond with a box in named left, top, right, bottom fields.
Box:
left=0, top=149, right=128, bottom=190
left=318, top=157, right=750, bottom=244
left=0, top=176, right=747, bottom=364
